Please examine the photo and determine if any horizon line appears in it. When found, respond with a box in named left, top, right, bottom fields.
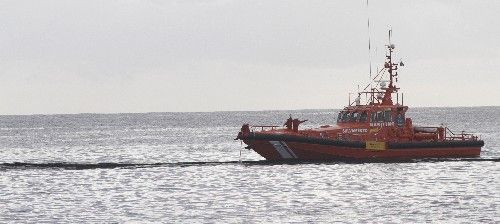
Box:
left=1, top=105, right=499, bottom=116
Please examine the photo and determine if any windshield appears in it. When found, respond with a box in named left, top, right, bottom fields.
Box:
left=359, top=111, right=368, bottom=122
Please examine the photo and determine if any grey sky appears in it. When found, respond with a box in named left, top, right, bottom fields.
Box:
left=0, top=0, right=499, bottom=115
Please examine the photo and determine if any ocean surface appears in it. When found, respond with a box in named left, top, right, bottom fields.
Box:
left=0, top=107, right=499, bottom=223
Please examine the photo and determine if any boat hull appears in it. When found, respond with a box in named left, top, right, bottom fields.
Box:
left=241, top=133, right=483, bottom=161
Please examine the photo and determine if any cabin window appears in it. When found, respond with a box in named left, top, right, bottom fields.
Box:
left=384, top=110, right=392, bottom=122
left=350, top=112, right=359, bottom=122
left=376, top=111, right=384, bottom=122
left=359, top=111, right=368, bottom=122
left=370, top=112, right=375, bottom=123
left=337, top=112, right=342, bottom=122
left=341, top=112, right=350, bottom=122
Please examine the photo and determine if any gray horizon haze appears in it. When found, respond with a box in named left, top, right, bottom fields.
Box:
left=1, top=0, right=499, bottom=115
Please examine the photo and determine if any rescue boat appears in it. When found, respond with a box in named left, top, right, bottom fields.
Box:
left=235, top=36, right=484, bottom=162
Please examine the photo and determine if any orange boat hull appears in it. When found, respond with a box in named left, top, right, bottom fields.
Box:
left=242, top=134, right=483, bottom=161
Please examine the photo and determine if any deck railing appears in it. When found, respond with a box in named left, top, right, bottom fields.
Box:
left=445, top=127, right=478, bottom=141
left=414, top=126, right=479, bottom=141
left=251, top=125, right=280, bottom=132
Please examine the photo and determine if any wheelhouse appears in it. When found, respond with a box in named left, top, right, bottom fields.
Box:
left=336, top=110, right=369, bottom=123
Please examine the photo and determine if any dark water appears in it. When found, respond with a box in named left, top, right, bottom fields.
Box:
left=0, top=107, right=499, bottom=223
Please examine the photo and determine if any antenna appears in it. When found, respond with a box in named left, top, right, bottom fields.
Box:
left=366, top=0, right=373, bottom=104
left=367, top=0, right=372, bottom=88
left=388, top=28, right=392, bottom=44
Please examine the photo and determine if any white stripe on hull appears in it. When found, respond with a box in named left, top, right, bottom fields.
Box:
left=269, top=141, right=297, bottom=159
left=280, top=141, right=298, bottom=158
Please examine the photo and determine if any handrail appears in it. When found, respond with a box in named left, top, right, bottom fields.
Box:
left=444, top=127, right=478, bottom=141
left=445, top=127, right=456, bottom=136
left=414, top=126, right=479, bottom=141
left=251, top=125, right=280, bottom=131
left=252, top=125, right=279, bottom=128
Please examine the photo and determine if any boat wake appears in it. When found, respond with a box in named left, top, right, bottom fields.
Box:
left=0, top=158, right=498, bottom=170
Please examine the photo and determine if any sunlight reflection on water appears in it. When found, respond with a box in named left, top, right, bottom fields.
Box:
left=0, top=107, right=499, bottom=222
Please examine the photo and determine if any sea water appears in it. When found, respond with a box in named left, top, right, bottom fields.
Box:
left=0, top=107, right=498, bottom=223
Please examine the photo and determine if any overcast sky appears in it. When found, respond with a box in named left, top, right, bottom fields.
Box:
left=0, top=0, right=499, bottom=115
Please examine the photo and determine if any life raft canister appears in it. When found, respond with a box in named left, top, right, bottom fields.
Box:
left=396, top=114, right=404, bottom=127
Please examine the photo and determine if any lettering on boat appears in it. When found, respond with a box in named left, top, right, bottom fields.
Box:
left=370, top=122, right=394, bottom=127
left=342, top=128, right=368, bottom=134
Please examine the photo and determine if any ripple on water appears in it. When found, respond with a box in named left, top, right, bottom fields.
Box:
left=0, top=108, right=499, bottom=222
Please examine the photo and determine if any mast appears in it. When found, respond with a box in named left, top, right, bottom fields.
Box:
left=355, top=29, right=404, bottom=107
left=381, top=29, right=399, bottom=105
